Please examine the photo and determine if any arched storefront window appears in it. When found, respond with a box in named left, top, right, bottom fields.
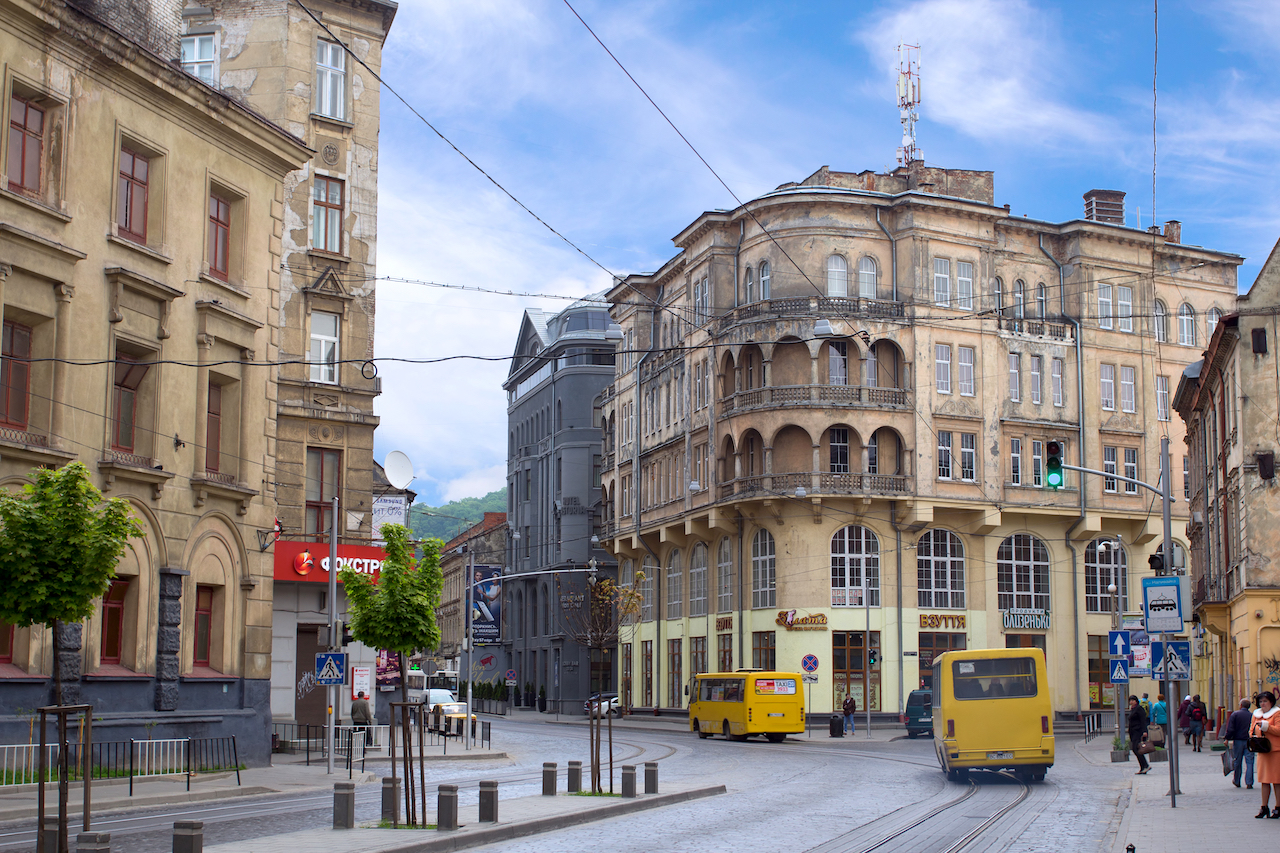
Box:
left=831, top=526, right=880, bottom=607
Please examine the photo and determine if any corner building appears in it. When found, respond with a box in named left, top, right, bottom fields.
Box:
left=598, top=164, right=1239, bottom=717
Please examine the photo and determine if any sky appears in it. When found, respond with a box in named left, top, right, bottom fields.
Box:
left=369, top=0, right=1280, bottom=507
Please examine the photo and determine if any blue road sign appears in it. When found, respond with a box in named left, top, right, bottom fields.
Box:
left=1110, top=659, right=1130, bottom=683
left=1142, top=576, right=1185, bottom=633
left=801, top=654, right=819, bottom=673
left=1109, top=630, right=1131, bottom=657
left=315, top=652, right=346, bottom=686
left=1150, top=641, right=1191, bottom=681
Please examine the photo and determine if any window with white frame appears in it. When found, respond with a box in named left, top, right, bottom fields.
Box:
left=1010, top=438, right=1022, bottom=486
left=1085, top=539, right=1128, bottom=612
left=1013, top=280, right=1026, bottom=322
left=1008, top=352, right=1021, bottom=401
left=751, top=529, right=776, bottom=609
left=829, top=341, right=848, bottom=385
left=993, top=277, right=1004, bottom=316
left=1207, top=307, right=1221, bottom=341
left=866, top=434, right=877, bottom=474
left=997, top=533, right=1051, bottom=610
left=956, top=262, right=973, bottom=310
left=1120, top=365, right=1135, bottom=413
left=917, top=529, right=965, bottom=609
left=315, top=40, right=346, bottom=120
left=1030, top=355, right=1042, bottom=404
left=181, top=34, right=216, bottom=85
left=1124, top=447, right=1138, bottom=493
left=958, top=347, right=975, bottom=396
left=1036, top=283, right=1047, bottom=319
left=1100, top=364, right=1115, bottom=410
left=1157, top=375, right=1170, bottom=421
left=863, top=346, right=877, bottom=387
left=1178, top=304, right=1196, bottom=346
left=1118, top=286, right=1133, bottom=333
left=960, top=433, right=976, bottom=481
left=640, top=557, right=656, bottom=621
left=1183, top=456, right=1190, bottom=500
left=1103, top=446, right=1117, bottom=492
left=309, top=310, right=339, bottom=383
left=717, top=537, right=733, bottom=613
left=827, top=255, right=848, bottom=297
left=830, top=427, right=850, bottom=474
left=936, top=344, right=951, bottom=394
left=1098, top=283, right=1113, bottom=330
left=1032, top=440, right=1043, bottom=487
left=831, top=525, right=880, bottom=606
left=858, top=257, right=876, bottom=299
left=1154, top=300, right=1168, bottom=342
left=666, top=550, right=683, bottom=619
left=1052, top=358, right=1065, bottom=407
left=938, top=431, right=953, bottom=480
left=744, top=267, right=755, bottom=303
left=933, top=259, right=950, bottom=306
left=759, top=262, right=770, bottom=299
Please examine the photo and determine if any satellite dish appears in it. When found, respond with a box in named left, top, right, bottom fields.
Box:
left=383, top=451, right=415, bottom=490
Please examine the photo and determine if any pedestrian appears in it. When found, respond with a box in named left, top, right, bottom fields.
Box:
left=351, top=690, right=374, bottom=745
left=1224, top=697, right=1255, bottom=789
left=1251, top=690, right=1280, bottom=818
left=1189, top=694, right=1209, bottom=752
left=1151, top=693, right=1169, bottom=726
left=1128, top=694, right=1150, bottom=775
left=843, top=692, right=856, bottom=735
left=1140, top=693, right=1151, bottom=715
left=1178, top=695, right=1193, bottom=745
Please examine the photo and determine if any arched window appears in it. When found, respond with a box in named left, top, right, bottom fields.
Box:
left=827, top=255, right=848, bottom=297
left=751, top=529, right=776, bottom=608
left=1036, top=283, right=1047, bottom=319
left=1207, top=307, right=1222, bottom=341
left=828, top=340, right=848, bottom=386
left=641, top=556, right=656, bottom=621
left=993, top=277, right=1004, bottom=316
left=917, top=530, right=964, bottom=609
left=542, top=583, right=551, bottom=635
left=1013, top=280, right=1026, bottom=320
left=687, top=544, right=708, bottom=617
left=1084, top=539, right=1127, bottom=613
left=831, top=525, right=880, bottom=606
left=744, top=267, right=755, bottom=304
left=996, top=534, right=1050, bottom=610
left=1153, top=300, right=1168, bottom=343
left=514, top=590, right=524, bottom=637
left=555, top=400, right=563, bottom=432
left=716, top=537, right=733, bottom=613
left=759, top=262, right=770, bottom=299
left=858, top=257, right=877, bottom=299
left=1178, top=303, right=1196, bottom=346
left=666, top=549, right=683, bottom=619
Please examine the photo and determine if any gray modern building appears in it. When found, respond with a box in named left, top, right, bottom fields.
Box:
left=503, top=294, right=618, bottom=712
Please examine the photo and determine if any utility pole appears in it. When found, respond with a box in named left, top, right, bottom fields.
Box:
left=327, top=494, right=338, bottom=775
left=464, top=545, right=474, bottom=750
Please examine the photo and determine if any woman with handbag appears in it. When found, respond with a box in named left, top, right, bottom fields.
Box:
left=1250, top=690, right=1280, bottom=818
left=1128, top=695, right=1151, bottom=775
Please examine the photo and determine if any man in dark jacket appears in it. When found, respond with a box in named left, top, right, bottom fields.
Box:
left=1225, top=697, right=1255, bottom=788
left=843, top=693, right=857, bottom=734
left=1128, top=695, right=1150, bottom=774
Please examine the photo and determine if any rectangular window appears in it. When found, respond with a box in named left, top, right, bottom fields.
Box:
left=1184, top=456, right=1191, bottom=500
left=666, top=559, right=682, bottom=620
left=1052, top=358, right=1064, bottom=407
left=717, top=634, right=733, bottom=672
left=1103, top=446, right=1117, bottom=492
left=956, top=262, right=974, bottom=310
left=1032, top=440, right=1043, bottom=487
left=315, top=40, right=346, bottom=120
left=690, top=636, right=708, bottom=676
left=1010, top=438, right=1022, bottom=486
left=305, top=447, right=341, bottom=535
left=937, top=431, right=953, bottom=480
left=1120, top=366, right=1135, bottom=413
left=0, top=320, right=32, bottom=430
left=958, top=346, right=975, bottom=396
left=205, top=383, right=221, bottom=472
left=1030, top=356, right=1042, bottom=404
left=1098, top=283, right=1113, bottom=330
left=751, top=631, right=776, bottom=671
left=181, top=34, right=216, bottom=85
left=933, top=259, right=950, bottom=306
left=100, top=580, right=129, bottom=666
left=667, top=639, right=683, bottom=708
left=118, top=147, right=149, bottom=243
left=312, top=176, right=344, bottom=254
left=8, top=95, right=44, bottom=194
left=1118, top=285, right=1133, bottom=333
left=960, top=433, right=975, bottom=481
left=1008, top=352, right=1020, bottom=401
left=194, top=585, right=214, bottom=667
left=830, top=427, right=850, bottom=474
left=208, top=193, right=231, bottom=280
left=1124, top=447, right=1138, bottom=494
left=309, top=311, right=340, bottom=384
left=829, top=341, right=848, bottom=385
left=1100, top=364, right=1115, bottom=410
left=1156, top=375, right=1170, bottom=421
left=642, top=641, right=653, bottom=707
left=112, top=357, right=149, bottom=453
left=935, top=345, right=951, bottom=394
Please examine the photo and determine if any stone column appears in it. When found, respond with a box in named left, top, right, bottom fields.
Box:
left=155, top=567, right=188, bottom=711
left=193, top=334, right=213, bottom=474
left=54, top=621, right=82, bottom=706
left=50, top=284, right=74, bottom=449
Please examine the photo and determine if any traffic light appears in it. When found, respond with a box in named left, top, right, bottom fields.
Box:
left=1045, top=440, right=1064, bottom=490
left=868, top=649, right=879, bottom=667
left=337, top=620, right=354, bottom=647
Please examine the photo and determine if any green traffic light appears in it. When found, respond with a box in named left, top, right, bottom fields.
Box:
left=1045, top=440, right=1064, bottom=490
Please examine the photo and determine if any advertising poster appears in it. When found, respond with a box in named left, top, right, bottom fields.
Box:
left=471, top=565, right=502, bottom=645
left=1122, top=614, right=1152, bottom=677
left=376, top=649, right=401, bottom=689
left=351, top=666, right=372, bottom=699
left=372, top=495, right=408, bottom=546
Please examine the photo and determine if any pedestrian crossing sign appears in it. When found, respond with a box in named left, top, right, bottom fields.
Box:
left=1110, top=659, right=1129, bottom=683
left=315, top=652, right=347, bottom=685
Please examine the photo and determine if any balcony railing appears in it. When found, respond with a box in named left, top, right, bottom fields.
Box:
left=722, top=383, right=910, bottom=414
left=718, top=471, right=910, bottom=499
left=998, top=317, right=1074, bottom=341
left=719, top=295, right=906, bottom=330
left=0, top=426, right=48, bottom=447
left=103, top=449, right=155, bottom=468
left=200, top=470, right=237, bottom=486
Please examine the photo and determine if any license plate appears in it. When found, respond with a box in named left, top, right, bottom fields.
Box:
left=768, top=713, right=784, bottom=717
left=986, top=751, right=1013, bottom=760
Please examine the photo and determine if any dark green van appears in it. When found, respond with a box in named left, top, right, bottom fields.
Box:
left=904, top=689, right=932, bottom=738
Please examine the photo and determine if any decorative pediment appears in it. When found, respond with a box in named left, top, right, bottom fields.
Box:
left=1099, top=414, right=1143, bottom=436
left=935, top=398, right=982, bottom=420
left=106, top=267, right=185, bottom=339
left=305, top=266, right=353, bottom=301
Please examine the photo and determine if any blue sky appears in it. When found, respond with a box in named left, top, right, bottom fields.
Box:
left=370, top=0, right=1280, bottom=506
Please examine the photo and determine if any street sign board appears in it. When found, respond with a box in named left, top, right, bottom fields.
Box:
left=1108, top=630, right=1131, bottom=658
left=505, top=669, right=517, bottom=682
left=802, top=672, right=819, bottom=684
left=1150, top=641, right=1191, bottom=681
left=1110, top=659, right=1129, bottom=683
left=801, top=654, right=819, bottom=673
left=1142, top=576, right=1186, bottom=633
left=315, top=652, right=346, bottom=686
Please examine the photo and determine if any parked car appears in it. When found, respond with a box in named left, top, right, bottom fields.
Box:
left=427, top=701, right=477, bottom=736
left=904, top=689, right=933, bottom=738
left=583, top=692, right=621, bottom=717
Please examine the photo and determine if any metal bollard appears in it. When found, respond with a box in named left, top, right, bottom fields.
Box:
left=172, top=820, right=204, bottom=853
left=75, top=831, right=111, bottom=852
left=567, top=760, right=582, bottom=793
left=644, top=761, right=658, bottom=794
left=333, top=781, right=356, bottom=829
left=621, top=764, right=636, bottom=798
left=478, top=780, right=499, bottom=823
left=381, top=776, right=401, bottom=823
left=542, top=762, right=557, bottom=796
left=437, top=784, right=458, bottom=831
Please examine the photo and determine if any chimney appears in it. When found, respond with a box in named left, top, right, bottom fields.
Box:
left=1164, top=220, right=1182, bottom=244
left=1083, top=189, right=1126, bottom=225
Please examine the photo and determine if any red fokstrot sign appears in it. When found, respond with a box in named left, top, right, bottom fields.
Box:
left=273, top=540, right=386, bottom=584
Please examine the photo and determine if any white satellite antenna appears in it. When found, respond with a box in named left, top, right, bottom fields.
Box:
left=896, top=43, right=922, bottom=166
left=383, top=450, right=415, bottom=490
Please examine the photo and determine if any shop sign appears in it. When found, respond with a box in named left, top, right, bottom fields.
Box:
left=273, top=540, right=387, bottom=584
left=716, top=616, right=733, bottom=632
left=919, top=614, right=966, bottom=629
left=1002, top=609, right=1050, bottom=630
left=776, top=610, right=828, bottom=631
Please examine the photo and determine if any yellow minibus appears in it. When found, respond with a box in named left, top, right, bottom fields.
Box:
left=688, top=671, right=805, bottom=743
left=933, top=647, right=1054, bottom=781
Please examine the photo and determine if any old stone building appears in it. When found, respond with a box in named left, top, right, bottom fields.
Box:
left=1175, top=237, right=1280, bottom=710
left=0, top=0, right=309, bottom=762
left=437, top=512, right=509, bottom=681
left=598, top=164, right=1239, bottom=718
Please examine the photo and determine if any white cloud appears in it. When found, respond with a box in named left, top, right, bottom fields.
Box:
left=441, top=464, right=511, bottom=503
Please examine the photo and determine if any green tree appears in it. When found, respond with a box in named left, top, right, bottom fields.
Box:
left=0, top=462, right=142, bottom=705
left=340, top=524, right=443, bottom=703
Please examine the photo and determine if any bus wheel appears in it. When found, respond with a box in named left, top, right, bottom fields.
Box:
left=947, top=767, right=969, bottom=783
left=766, top=732, right=785, bottom=743
left=697, top=724, right=709, bottom=739
left=723, top=721, right=731, bottom=739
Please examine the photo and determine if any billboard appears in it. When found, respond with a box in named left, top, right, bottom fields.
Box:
left=376, top=649, right=401, bottom=689
left=470, top=566, right=502, bottom=645
left=273, top=540, right=386, bottom=584
left=372, top=495, right=408, bottom=545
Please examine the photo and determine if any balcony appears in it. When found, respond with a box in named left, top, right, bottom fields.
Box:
left=721, top=383, right=910, bottom=414
left=998, top=317, right=1074, bottom=342
left=719, top=295, right=906, bottom=330
left=721, top=471, right=910, bottom=499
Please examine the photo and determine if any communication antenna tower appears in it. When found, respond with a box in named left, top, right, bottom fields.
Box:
left=896, top=43, right=922, bottom=166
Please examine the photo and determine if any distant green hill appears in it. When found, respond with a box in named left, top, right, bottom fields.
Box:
left=409, top=489, right=507, bottom=542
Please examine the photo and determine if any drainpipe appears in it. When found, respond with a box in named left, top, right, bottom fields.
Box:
left=890, top=518, right=904, bottom=715
left=1040, top=233, right=1086, bottom=716
left=737, top=511, right=745, bottom=670
left=876, top=207, right=897, bottom=302
left=734, top=220, right=745, bottom=307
